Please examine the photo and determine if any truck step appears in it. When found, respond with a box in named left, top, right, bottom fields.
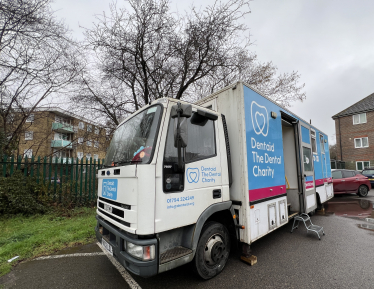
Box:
left=290, top=213, right=325, bottom=240
left=288, top=212, right=298, bottom=220
left=160, top=246, right=192, bottom=264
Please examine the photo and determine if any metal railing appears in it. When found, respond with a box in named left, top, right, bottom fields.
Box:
left=1, top=155, right=105, bottom=204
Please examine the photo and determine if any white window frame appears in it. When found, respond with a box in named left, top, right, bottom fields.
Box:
left=25, top=131, right=33, bottom=140
left=95, top=127, right=100, bottom=135
left=356, top=161, right=370, bottom=170
left=87, top=140, right=92, bottom=147
left=87, top=124, right=92, bottom=132
left=77, top=152, right=83, bottom=160
left=26, top=114, right=34, bottom=123
left=94, top=154, right=99, bottom=161
left=74, top=126, right=78, bottom=133
left=354, top=137, right=369, bottom=148
left=78, top=137, right=83, bottom=144
left=353, top=113, right=367, bottom=125
left=86, top=153, right=91, bottom=160
left=94, top=140, right=99, bottom=148
left=24, top=149, right=32, bottom=158
left=78, top=122, right=84, bottom=130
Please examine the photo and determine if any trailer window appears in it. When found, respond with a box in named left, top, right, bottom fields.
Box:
left=302, top=147, right=313, bottom=171
left=311, top=130, right=317, bottom=154
left=164, top=112, right=216, bottom=163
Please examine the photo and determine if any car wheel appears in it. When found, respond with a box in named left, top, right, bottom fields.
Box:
left=357, top=185, right=369, bottom=197
left=193, top=222, right=231, bottom=280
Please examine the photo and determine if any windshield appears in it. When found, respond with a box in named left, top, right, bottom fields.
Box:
left=362, top=170, right=374, bottom=175
left=104, top=105, right=163, bottom=166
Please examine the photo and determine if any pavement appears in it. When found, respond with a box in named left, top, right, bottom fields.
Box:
left=2, top=191, right=374, bottom=289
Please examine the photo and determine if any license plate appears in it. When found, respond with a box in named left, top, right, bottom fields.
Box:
left=102, top=238, right=113, bottom=256
left=104, top=204, right=113, bottom=214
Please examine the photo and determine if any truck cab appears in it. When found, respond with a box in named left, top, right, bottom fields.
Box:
left=96, top=98, right=234, bottom=279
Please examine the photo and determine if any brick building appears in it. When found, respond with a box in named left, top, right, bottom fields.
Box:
left=332, top=93, right=374, bottom=170
left=15, top=107, right=108, bottom=161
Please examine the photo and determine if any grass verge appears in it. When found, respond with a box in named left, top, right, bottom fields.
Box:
left=0, top=207, right=97, bottom=277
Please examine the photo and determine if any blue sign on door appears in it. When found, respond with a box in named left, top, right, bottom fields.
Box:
left=102, top=179, right=118, bottom=200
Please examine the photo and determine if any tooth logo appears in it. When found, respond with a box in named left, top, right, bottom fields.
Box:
left=251, top=101, right=269, bottom=137
left=186, top=168, right=199, bottom=183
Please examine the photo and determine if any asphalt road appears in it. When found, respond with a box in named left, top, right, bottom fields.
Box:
left=2, top=191, right=374, bottom=289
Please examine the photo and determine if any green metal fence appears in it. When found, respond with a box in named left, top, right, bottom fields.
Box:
left=1, top=155, right=105, bottom=204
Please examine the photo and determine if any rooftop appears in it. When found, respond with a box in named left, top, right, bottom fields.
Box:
left=332, top=92, right=374, bottom=119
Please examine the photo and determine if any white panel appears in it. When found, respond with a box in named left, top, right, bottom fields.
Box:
left=316, top=185, right=327, bottom=204
left=268, top=203, right=277, bottom=230
left=279, top=200, right=287, bottom=225
left=306, top=194, right=316, bottom=208
left=326, top=183, right=334, bottom=198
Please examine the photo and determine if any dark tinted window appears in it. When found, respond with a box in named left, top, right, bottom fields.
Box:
left=332, top=170, right=343, bottom=179
left=342, top=170, right=355, bottom=178
left=164, top=112, right=216, bottom=163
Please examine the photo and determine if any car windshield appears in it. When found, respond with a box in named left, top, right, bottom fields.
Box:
left=362, top=170, right=374, bottom=175
left=104, top=105, right=162, bottom=167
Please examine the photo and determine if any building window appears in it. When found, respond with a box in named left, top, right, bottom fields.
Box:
left=78, top=137, right=83, bottom=144
left=26, top=114, right=34, bottom=122
left=87, top=140, right=92, bottom=147
left=25, top=131, right=33, bottom=140
left=87, top=124, right=92, bottom=132
left=357, top=161, right=370, bottom=171
left=86, top=153, right=91, bottom=160
left=78, top=122, right=84, bottom=130
left=74, top=126, right=78, bottom=133
left=311, top=130, right=317, bottom=154
left=94, top=141, right=99, bottom=148
left=77, top=152, right=83, bottom=159
left=94, top=154, right=99, bottom=161
left=24, top=149, right=32, bottom=158
left=354, top=137, right=369, bottom=148
left=95, top=127, right=100, bottom=135
left=353, top=113, right=367, bottom=125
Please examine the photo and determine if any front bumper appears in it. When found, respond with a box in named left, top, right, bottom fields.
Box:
left=95, top=215, right=158, bottom=278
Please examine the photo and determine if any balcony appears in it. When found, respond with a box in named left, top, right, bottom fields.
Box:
left=51, top=140, right=72, bottom=149
left=52, top=122, right=74, bottom=133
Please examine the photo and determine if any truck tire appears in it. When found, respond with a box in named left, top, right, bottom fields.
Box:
left=193, top=221, right=230, bottom=280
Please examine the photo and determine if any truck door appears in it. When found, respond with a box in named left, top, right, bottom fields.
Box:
left=299, top=123, right=317, bottom=213
left=155, top=106, right=224, bottom=233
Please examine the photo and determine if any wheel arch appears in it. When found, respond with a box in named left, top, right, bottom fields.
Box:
left=191, top=201, right=237, bottom=251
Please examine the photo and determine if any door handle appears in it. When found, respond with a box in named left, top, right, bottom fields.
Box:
left=341, top=180, right=345, bottom=182
left=213, top=189, right=221, bottom=199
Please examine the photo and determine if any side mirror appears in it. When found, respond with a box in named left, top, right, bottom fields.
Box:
left=171, top=103, right=192, bottom=118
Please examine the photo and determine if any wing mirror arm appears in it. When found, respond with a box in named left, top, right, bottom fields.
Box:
left=171, top=102, right=192, bottom=172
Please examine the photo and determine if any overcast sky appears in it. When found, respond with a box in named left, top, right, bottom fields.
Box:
left=51, top=0, right=374, bottom=144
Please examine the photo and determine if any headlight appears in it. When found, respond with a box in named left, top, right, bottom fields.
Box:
left=126, top=241, right=155, bottom=261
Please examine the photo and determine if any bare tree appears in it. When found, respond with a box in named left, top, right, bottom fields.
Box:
left=76, top=0, right=305, bottom=129
left=0, top=0, right=83, bottom=155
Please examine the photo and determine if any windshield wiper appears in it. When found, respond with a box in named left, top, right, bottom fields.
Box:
left=116, top=159, right=143, bottom=166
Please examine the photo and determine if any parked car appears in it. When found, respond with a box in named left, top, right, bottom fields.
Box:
left=331, top=169, right=371, bottom=197
left=361, top=168, right=374, bottom=187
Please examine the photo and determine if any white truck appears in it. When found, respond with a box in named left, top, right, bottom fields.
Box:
left=96, top=82, right=333, bottom=279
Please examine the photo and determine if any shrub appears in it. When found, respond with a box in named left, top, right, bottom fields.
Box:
left=0, top=171, right=48, bottom=215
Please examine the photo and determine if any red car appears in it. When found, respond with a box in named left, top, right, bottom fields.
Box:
left=332, top=169, right=371, bottom=197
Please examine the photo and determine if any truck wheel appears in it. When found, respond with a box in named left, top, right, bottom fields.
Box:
left=357, top=185, right=369, bottom=197
left=193, top=222, right=230, bottom=280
